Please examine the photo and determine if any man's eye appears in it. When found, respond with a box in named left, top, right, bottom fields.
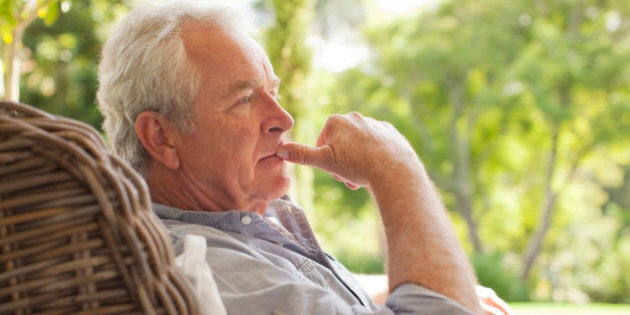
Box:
left=234, top=94, right=253, bottom=106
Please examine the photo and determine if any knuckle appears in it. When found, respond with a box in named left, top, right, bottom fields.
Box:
left=327, top=114, right=344, bottom=125
left=296, top=145, right=309, bottom=164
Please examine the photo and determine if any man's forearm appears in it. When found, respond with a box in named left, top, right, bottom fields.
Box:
left=370, top=161, right=482, bottom=314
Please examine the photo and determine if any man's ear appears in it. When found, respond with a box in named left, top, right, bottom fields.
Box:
left=135, top=111, right=181, bottom=170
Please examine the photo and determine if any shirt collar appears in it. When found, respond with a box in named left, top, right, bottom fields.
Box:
left=151, top=199, right=305, bottom=248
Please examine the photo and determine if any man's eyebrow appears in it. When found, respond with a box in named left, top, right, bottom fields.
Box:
left=228, top=76, right=281, bottom=95
left=229, top=79, right=257, bottom=94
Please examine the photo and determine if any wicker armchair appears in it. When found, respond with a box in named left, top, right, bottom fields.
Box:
left=0, top=101, right=200, bottom=314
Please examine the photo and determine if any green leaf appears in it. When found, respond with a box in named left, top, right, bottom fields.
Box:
left=43, top=1, right=60, bottom=26
left=0, top=23, right=12, bottom=44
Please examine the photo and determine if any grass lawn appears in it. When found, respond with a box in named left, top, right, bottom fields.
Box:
left=510, top=303, right=630, bottom=315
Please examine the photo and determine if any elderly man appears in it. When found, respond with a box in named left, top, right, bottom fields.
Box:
left=97, top=1, right=490, bottom=314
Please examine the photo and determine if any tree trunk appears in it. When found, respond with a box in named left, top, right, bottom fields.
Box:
left=1, top=4, right=38, bottom=101
left=454, top=182, right=483, bottom=253
left=448, top=80, right=483, bottom=253
left=266, top=0, right=315, bottom=209
left=521, top=123, right=560, bottom=280
left=2, top=33, right=21, bottom=101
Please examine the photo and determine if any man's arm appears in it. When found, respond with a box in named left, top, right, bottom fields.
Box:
left=277, top=112, right=483, bottom=314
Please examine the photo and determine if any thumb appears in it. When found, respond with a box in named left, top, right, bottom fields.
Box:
left=276, top=142, right=332, bottom=169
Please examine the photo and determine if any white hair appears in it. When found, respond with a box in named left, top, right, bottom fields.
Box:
left=97, top=0, right=254, bottom=174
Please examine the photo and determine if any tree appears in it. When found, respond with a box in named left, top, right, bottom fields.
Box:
left=361, top=0, right=532, bottom=254
left=261, top=0, right=316, bottom=209
left=1, top=0, right=61, bottom=101
left=508, top=0, right=630, bottom=280
left=14, top=0, right=132, bottom=127
left=320, top=0, right=630, bottom=301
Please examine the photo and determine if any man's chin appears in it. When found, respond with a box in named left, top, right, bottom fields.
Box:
left=249, top=181, right=290, bottom=214
left=265, top=176, right=291, bottom=200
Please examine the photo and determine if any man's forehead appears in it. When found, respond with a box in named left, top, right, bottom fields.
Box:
left=181, top=22, right=279, bottom=98
left=181, top=22, right=246, bottom=58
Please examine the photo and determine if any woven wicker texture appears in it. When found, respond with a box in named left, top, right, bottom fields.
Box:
left=0, top=101, right=200, bottom=315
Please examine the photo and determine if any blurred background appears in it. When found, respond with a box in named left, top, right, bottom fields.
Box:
left=2, top=0, right=629, bottom=309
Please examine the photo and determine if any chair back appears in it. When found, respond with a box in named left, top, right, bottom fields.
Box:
left=0, top=101, right=200, bottom=314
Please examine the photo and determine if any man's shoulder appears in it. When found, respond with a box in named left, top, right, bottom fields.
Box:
left=150, top=203, right=243, bottom=251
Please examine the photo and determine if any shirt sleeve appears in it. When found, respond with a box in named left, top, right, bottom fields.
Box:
left=385, top=284, right=475, bottom=315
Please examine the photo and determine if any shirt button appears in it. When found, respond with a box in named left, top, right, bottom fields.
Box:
left=241, top=215, right=252, bottom=225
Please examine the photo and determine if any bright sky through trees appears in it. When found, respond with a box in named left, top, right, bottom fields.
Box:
left=312, top=0, right=433, bottom=72
left=374, top=0, right=428, bottom=14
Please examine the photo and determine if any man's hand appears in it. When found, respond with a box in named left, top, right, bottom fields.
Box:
left=278, top=112, right=483, bottom=314
left=276, top=113, right=483, bottom=314
left=276, top=112, right=419, bottom=191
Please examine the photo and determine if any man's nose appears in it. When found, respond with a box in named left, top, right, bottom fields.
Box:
left=262, top=94, right=294, bottom=134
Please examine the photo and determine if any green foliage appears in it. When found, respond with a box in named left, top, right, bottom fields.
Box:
left=21, top=2, right=96, bottom=125
left=262, top=0, right=317, bottom=210
left=314, top=0, right=630, bottom=303
left=310, top=173, right=384, bottom=274
left=17, top=0, right=132, bottom=127
left=264, top=0, right=313, bottom=119
left=0, top=0, right=17, bottom=44
left=334, top=251, right=383, bottom=275
left=472, top=252, right=530, bottom=302
left=579, top=231, right=630, bottom=303
left=39, top=1, right=61, bottom=26
left=1, top=0, right=64, bottom=101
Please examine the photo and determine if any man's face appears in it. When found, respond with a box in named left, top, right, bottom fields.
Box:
left=174, top=23, right=294, bottom=214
